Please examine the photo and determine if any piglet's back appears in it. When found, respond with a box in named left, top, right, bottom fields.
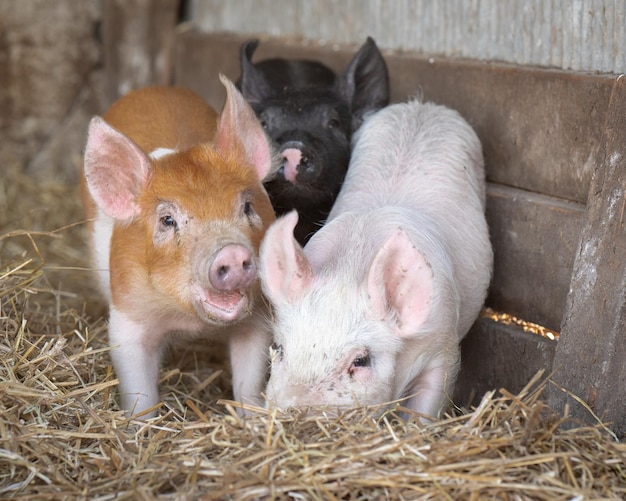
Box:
left=103, top=86, right=218, bottom=153
left=329, top=100, right=486, bottom=219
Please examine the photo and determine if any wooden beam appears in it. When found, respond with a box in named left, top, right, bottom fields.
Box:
left=387, top=56, right=614, bottom=205
left=486, top=184, right=584, bottom=331
left=548, top=75, right=626, bottom=438
left=103, top=0, right=180, bottom=107
left=454, top=317, right=556, bottom=409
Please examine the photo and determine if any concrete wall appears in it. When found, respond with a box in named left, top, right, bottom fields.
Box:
left=189, top=0, right=625, bottom=74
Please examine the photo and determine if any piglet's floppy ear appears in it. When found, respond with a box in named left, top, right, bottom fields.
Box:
left=216, top=74, right=273, bottom=181
left=368, top=228, right=433, bottom=337
left=83, top=116, right=151, bottom=221
left=260, top=211, right=314, bottom=305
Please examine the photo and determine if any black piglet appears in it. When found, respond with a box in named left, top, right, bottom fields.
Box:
left=237, top=37, right=389, bottom=244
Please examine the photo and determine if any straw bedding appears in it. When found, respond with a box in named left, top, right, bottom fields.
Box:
left=1, top=163, right=625, bottom=500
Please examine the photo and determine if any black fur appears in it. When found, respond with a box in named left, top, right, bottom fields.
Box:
left=237, top=37, right=389, bottom=244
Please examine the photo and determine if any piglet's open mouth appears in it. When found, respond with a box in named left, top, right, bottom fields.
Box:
left=193, top=285, right=249, bottom=323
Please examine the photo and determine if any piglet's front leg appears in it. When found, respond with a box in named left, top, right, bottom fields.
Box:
left=403, top=360, right=456, bottom=420
left=228, top=317, right=272, bottom=414
left=108, top=306, right=166, bottom=419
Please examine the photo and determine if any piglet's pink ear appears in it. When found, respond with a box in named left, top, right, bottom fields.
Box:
left=83, top=116, right=151, bottom=220
left=368, top=228, right=433, bottom=337
left=215, top=74, right=273, bottom=181
left=260, top=211, right=314, bottom=305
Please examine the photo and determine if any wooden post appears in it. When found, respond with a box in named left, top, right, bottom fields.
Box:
left=548, top=75, right=626, bottom=438
left=103, top=0, right=180, bottom=107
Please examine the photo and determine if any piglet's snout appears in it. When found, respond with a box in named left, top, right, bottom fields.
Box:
left=281, top=148, right=301, bottom=183
left=279, top=140, right=316, bottom=184
left=209, top=244, right=257, bottom=291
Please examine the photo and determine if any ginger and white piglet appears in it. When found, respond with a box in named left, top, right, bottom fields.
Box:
left=82, top=76, right=276, bottom=418
left=260, top=99, right=493, bottom=419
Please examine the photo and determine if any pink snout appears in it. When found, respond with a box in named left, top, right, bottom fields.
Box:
left=209, top=244, right=256, bottom=291
left=280, top=148, right=302, bottom=183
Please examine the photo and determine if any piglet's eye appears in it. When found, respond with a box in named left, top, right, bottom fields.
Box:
left=241, top=193, right=262, bottom=227
left=327, top=118, right=340, bottom=129
left=243, top=201, right=253, bottom=217
left=160, top=214, right=177, bottom=229
left=349, top=352, right=371, bottom=377
left=352, top=354, right=371, bottom=368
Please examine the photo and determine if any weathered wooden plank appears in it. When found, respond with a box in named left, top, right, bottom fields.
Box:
left=174, top=31, right=614, bottom=203
left=486, top=184, right=585, bottom=331
left=103, top=0, right=180, bottom=107
left=548, top=75, right=626, bottom=438
left=387, top=57, right=613, bottom=205
left=174, top=31, right=244, bottom=109
left=454, top=317, right=556, bottom=408
left=189, top=0, right=626, bottom=75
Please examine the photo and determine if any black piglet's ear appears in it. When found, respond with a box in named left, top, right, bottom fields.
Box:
left=338, top=37, right=390, bottom=131
left=237, top=39, right=272, bottom=105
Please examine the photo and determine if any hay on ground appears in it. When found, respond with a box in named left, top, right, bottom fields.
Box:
left=1, top=164, right=624, bottom=500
